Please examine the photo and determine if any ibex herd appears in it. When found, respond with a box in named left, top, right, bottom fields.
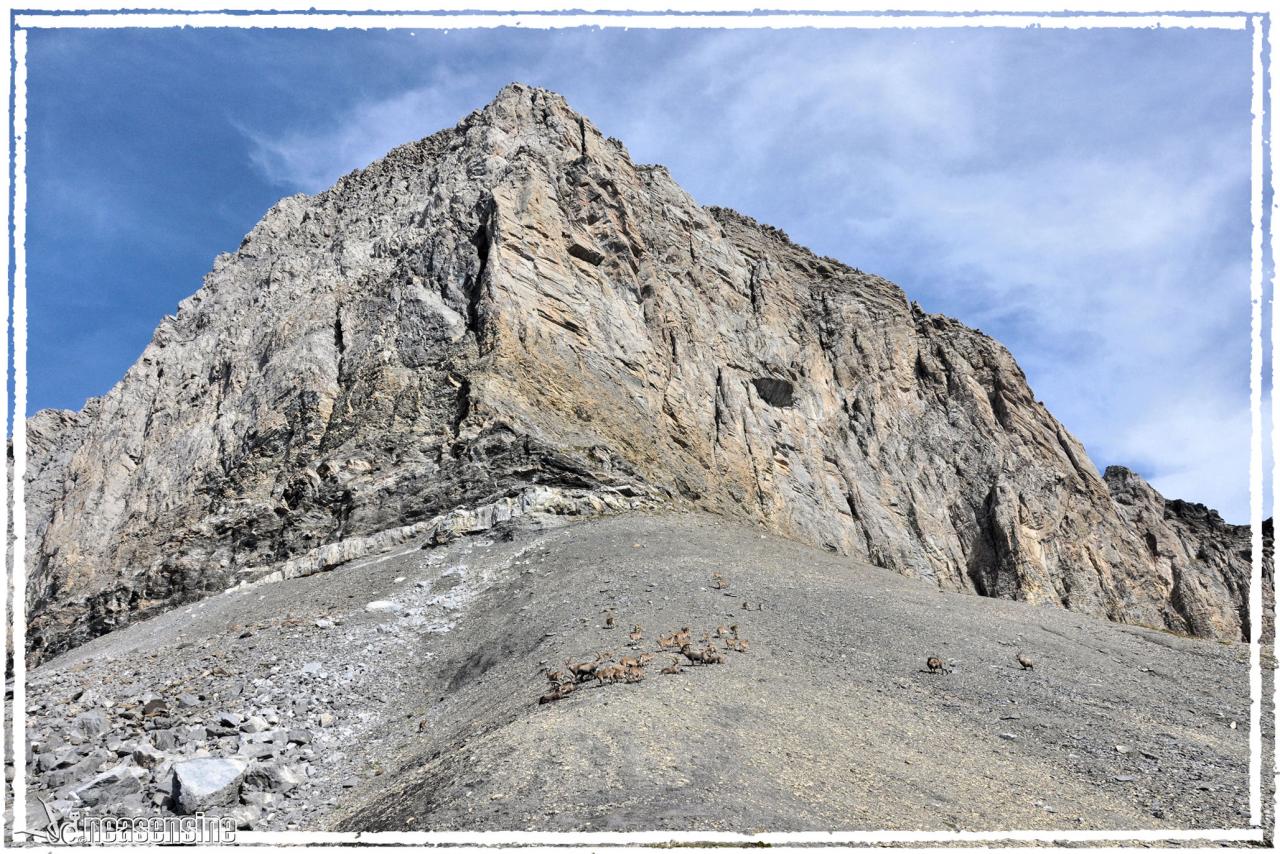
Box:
left=924, top=652, right=1037, bottom=675
left=538, top=622, right=750, bottom=705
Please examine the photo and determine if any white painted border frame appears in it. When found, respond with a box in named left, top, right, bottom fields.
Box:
left=3, top=4, right=1271, bottom=850
left=9, top=21, right=27, bottom=848
left=1248, top=4, right=1267, bottom=837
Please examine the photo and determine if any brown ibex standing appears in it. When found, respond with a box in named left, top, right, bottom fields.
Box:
left=925, top=657, right=950, bottom=674
left=567, top=651, right=612, bottom=682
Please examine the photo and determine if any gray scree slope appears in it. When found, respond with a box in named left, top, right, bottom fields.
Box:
left=21, top=514, right=1254, bottom=832
left=24, top=83, right=1253, bottom=661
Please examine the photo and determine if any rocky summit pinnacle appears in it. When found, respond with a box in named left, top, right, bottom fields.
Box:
left=23, top=83, right=1256, bottom=662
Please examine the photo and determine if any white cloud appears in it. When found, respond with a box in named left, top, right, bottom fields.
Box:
left=1108, top=391, right=1260, bottom=523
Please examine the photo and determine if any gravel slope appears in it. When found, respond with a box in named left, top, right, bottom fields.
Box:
left=19, top=512, right=1261, bottom=838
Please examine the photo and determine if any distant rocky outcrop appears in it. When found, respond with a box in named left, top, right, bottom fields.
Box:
left=1104, top=465, right=1264, bottom=640
left=22, top=83, right=1259, bottom=661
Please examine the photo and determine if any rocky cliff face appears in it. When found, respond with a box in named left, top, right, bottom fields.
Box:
left=23, top=83, right=1257, bottom=661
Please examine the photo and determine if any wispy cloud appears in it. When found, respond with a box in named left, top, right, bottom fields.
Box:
left=240, top=85, right=456, bottom=192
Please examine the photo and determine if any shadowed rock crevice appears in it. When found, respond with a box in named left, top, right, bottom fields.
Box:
left=751, top=377, right=795, bottom=408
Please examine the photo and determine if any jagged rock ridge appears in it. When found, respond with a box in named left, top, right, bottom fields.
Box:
left=23, top=83, right=1255, bottom=661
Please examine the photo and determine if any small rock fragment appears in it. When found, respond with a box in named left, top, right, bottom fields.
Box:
left=240, top=716, right=270, bottom=734
left=228, top=804, right=260, bottom=829
left=72, top=710, right=109, bottom=738
left=131, top=744, right=166, bottom=769
left=141, top=698, right=168, bottom=718
left=245, top=762, right=304, bottom=794
left=73, top=764, right=147, bottom=807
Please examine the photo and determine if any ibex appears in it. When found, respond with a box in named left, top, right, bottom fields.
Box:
left=628, top=625, right=644, bottom=644
left=712, top=572, right=729, bottom=590
left=926, top=656, right=950, bottom=674
left=566, top=651, right=612, bottom=682
left=595, top=663, right=627, bottom=684
left=681, top=643, right=724, bottom=665
left=1016, top=653, right=1035, bottom=671
left=660, top=656, right=684, bottom=675
left=539, top=681, right=577, bottom=704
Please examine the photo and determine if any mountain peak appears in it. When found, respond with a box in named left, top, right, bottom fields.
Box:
left=487, top=80, right=572, bottom=110
left=468, top=81, right=578, bottom=132
left=21, top=86, right=1256, bottom=663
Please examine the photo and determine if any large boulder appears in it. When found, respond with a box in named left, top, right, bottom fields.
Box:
left=171, top=757, right=248, bottom=814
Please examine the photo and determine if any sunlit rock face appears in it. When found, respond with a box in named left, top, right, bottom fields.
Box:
left=22, top=83, right=1255, bottom=661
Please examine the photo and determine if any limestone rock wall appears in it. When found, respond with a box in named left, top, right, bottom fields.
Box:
left=22, top=83, right=1256, bottom=661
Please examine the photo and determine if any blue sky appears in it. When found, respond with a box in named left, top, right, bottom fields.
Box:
left=26, top=25, right=1256, bottom=520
